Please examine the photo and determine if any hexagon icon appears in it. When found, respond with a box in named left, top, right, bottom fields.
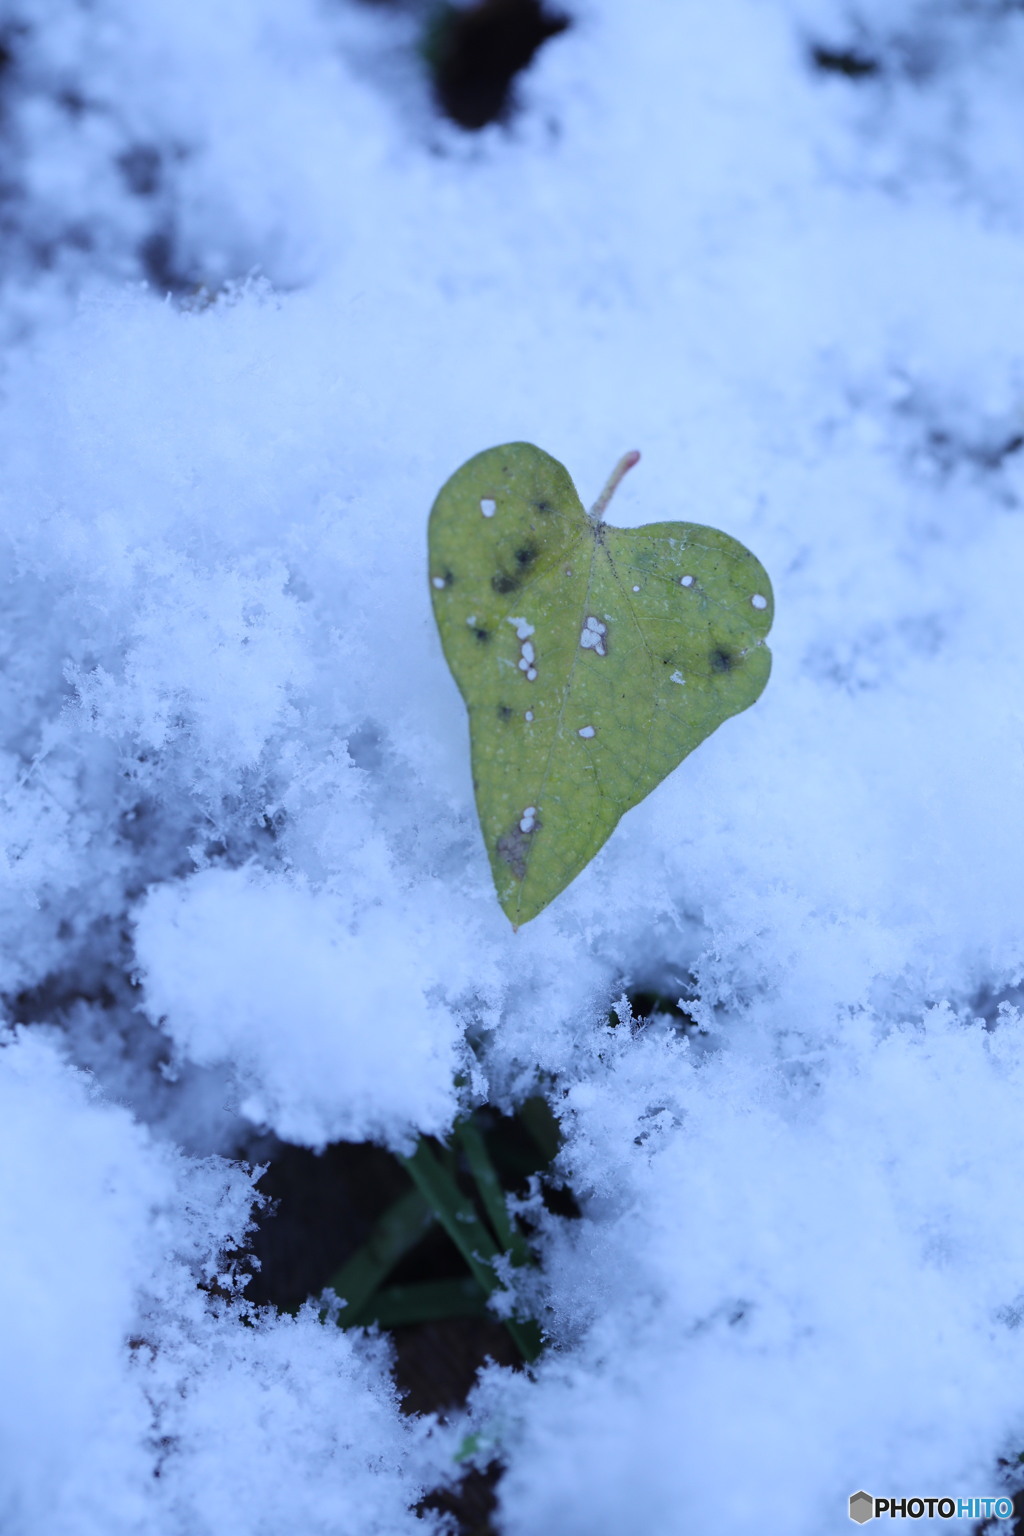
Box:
left=849, top=1490, right=874, bottom=1524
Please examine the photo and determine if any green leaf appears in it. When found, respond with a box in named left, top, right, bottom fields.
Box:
left=454, top=1432, right=483, bottom=1465
left=428, top=442, right=773, bottom=926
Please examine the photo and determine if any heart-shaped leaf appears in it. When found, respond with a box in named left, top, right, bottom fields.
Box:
left=429, top=443, right=773, bottom=926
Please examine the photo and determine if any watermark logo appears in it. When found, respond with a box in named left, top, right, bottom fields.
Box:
left=849, top=1491, right=1014, bottom=1522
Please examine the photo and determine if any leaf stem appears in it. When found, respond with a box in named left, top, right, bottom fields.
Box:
left=589, top=449, right=640, bottom=523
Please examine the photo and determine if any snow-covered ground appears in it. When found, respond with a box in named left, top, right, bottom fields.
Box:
left=4, top=0, right=1024, bottom=1530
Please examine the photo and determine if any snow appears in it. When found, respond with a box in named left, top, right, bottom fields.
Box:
left=134, top=866, right=465, bottom=1150
left=3, top=0, right=1024, bottom=1528
left=483, top=1010, right=1024, bottom=1533
left=0, top=1031, right=436, bottom=1536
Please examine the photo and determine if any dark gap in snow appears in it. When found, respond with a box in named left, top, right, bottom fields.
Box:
left=346, top=721, right=387, bottom=772
left=417, top=1461, right=502, bottom=1534
left=963, top=980, right=1024, bottom=1031
left=803, top=613, right=948, bottom=695
left=810, top=42, right=881, bottom=79
left=245, top=1101, right=575, bottom=1410
left=426, top=0, right=570, bottom=130
left=921, top=423, right=1024, bottom=477
left=12, top=934, right=141, bottom=1027
left=245, top=1138, right=410, bottom=1310
left=246, top=1104, right=572, bottom=1314
left=0, top=30, right=16, bottom=92
left=393, top=1317, right=520, bottom=1414
left=805, top=15, right=955, bottom=88
left=890, top=390, right=1024, bottom=493
left=118, top=144, right=163, bottom=198
left=139, top=226, right=197, bottom=299
left=805, top=7, right=1024, bottom=92
left=615, top=988, right=701, bottom=1037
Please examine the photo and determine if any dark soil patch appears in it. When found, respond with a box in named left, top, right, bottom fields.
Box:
left=428, top=0, right=570, bottom=129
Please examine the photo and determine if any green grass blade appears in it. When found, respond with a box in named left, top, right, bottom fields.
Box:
left=325, top=1185, right=435, bottom=1323
left=518, top=1094, right=562, bottom=1163
left=353, top=1277, right=490, bottom=1328
left=399, top=1140, right=543, bottom=1363
left=399, top=1140, right=503, bottom=1291
left=457, top=1118, right=532, bottom=1267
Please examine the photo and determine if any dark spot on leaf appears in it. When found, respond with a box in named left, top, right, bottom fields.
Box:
left=496, top=819, right=538, bottom=880
left=515, top=544, right=538, bottom=569
left=711, top=649, right=734, bottom=673
left=661, top=656, right=672, bottom=666
left=535, top=499, right=554, bottom=514
left=474, top=628, right=491, bottom=643
left=498, top=704, right=513, bottom=721
left=492, top=573, right=519, bottom=595
left=443, top=568, right=455, bottom=586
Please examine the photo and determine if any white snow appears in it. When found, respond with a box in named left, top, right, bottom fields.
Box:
left=0, top=1032, right=435, bottom=1535
left=134, top=867, right=464, bottom=1150
left=4, top=0, right=1024, bottom=1529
